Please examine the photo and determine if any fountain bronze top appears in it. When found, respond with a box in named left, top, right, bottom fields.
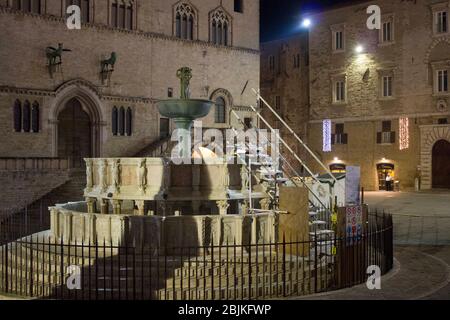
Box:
left=177, top=67, right=192, bottom=100
left=156, top=67, right=213, bottom=128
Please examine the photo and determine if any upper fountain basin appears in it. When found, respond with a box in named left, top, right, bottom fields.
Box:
left=156, top=99, right=214, bottom=120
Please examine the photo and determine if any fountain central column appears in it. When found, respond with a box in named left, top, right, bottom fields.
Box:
left=173, top=118, right=193, bottom=160
left=156, top=67, right=213, bottom=162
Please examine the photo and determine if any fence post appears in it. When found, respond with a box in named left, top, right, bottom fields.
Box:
left=30, top=235, right=34, bottom=297
left=282, top=233, right=286, bottom=297
left=314, top=231, right=318, bottom=293
left=4, top=240, right=8, bottom=294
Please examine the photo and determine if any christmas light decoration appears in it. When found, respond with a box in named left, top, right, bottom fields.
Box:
left=399, top=117, right=409, bottom=150
left=323, top=119, right=332, bottom=152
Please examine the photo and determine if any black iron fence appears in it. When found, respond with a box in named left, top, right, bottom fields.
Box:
left=0, top=211, right=393, bottom=300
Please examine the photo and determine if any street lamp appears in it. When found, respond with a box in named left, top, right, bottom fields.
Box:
left=302, top=18, right=311, bottom=28
left=355, top=45, right=364, bottom=54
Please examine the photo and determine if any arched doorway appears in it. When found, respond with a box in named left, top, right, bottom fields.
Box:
left=58, top=98, right=92, bottom=167
left=432, top=139, right=450, bottom=189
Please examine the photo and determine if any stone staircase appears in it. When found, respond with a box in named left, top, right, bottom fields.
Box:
left=0, top=237, right=333, bottom=300
left=134, top=136, right=172, bottom=158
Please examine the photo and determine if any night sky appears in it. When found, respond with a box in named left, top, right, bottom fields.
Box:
left=260, top=0, right=354, bottom=42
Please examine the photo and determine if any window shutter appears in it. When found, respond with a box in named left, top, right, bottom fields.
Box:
left=343, top=133, right=348, bottom=145
left=391, top=131, right=396, bottom=144
left=377, top=132, right=382, bottom=144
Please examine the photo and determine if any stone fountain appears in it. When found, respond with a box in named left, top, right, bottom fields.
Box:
left=157, top=67, right=213, bottom=160
left=49, top=68, right=276, bottom=249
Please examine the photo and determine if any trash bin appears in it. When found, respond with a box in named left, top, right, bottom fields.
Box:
left=394, top=180, right=400, bottom=192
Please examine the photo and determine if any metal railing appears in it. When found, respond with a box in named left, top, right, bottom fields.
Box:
left=0, top=210, right=393, bottom=300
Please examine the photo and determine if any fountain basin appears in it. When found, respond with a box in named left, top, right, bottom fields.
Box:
left=157, top=99, right=213, bottom=127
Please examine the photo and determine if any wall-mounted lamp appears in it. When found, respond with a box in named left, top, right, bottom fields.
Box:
left=355, top=45, right=364, bottom=54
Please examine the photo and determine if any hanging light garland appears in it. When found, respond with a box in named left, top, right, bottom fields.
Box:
left=399, top=117, right=409, bottom=150
left=323, top=119, right=332, bottom=152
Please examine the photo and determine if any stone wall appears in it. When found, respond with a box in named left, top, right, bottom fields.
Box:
left=260, top=33, right=310, bottom=173
left=260, top=0, right=450, bottom=190
left=0, top=170, right=70, bottom=211
left=0, top=0, right=260, bottom=158
left=307, top=0, right=450, bottom=190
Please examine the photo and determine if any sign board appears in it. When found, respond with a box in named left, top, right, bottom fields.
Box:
left=345, top=166, right=360, bottom=205
left=345, top=205, right=363, bottom=243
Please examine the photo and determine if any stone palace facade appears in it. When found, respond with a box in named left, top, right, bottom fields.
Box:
left=0, top=0, right=260, bottom=161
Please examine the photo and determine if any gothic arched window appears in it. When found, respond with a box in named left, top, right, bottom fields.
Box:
left=112, top=106, right=118, bottom=136
left=67, top=0, right=90, bottom=23
left=210, top=9, right=231, bottom=46
left=174, top=2, right=195, bottom=40
left=126, top=107, right=133, bottom=136
left=31, top=101, right=40, bottom=133
left=23, top=100, right=31, bottom=133
left=215, top=97, right=226, bottom=124
left=118, top=106, right=125, bottom=136
left=111, top=0, right=134, bottom=30
left=13, top=0, right=41, bottom=14
left=13, top=100, right=22, bottom=133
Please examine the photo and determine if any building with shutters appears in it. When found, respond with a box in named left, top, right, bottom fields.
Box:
left=261, top=0, right=450, bottom=191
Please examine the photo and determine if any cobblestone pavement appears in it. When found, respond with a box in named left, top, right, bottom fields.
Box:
left=366, top=191, right=450, bottom=245
left=296, top=191, right=450, bottom=300
left=296, top=245, right=450, bottom=300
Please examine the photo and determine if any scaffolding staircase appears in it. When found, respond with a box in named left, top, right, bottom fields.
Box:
left=227, top=90, right=340, bottom=258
